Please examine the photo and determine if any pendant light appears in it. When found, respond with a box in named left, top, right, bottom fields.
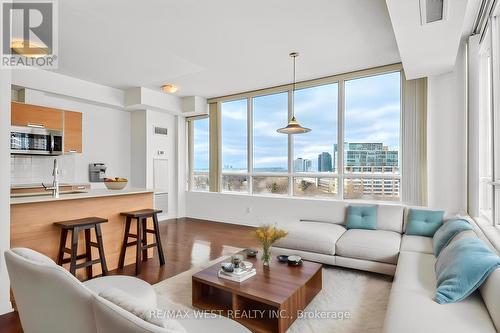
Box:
left=277, top=52, right=311, bottom=134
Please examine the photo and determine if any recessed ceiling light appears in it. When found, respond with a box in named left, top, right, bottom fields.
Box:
left=161, top=84, right=179, bottom=93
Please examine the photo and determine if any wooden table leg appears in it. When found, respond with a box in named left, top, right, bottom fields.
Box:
left=152, top=213, right=165, bottom=265
left=84, top=228, right=92, bottom=279
left=95, top=224, right=108, bottom=276
left=135, top=218, right=142, bottom=275
left=118, top=216, right=131, bottom=269
left=56, top=229, right=68, bottom=265
left=69, top=227, right=79, bottom=276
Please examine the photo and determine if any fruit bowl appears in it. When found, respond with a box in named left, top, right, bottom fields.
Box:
left=104, top=177, right=128, bottom=190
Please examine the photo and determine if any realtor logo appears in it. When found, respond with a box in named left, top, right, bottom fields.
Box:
left=1, top=0, right=58, bottom=68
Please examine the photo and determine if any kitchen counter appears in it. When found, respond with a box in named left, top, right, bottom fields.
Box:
left=11, top=182, right=91, bottom=189
left=10, top=188, right=155, bottom=279
left=10, top=187, right=154, bottom=204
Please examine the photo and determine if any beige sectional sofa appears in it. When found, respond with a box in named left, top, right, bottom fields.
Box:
left=271, top=202, right=500, bottom=333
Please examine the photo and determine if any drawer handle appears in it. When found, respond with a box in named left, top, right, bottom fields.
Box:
left=76, top=186, right=86, bottom=190
left=27, top=123, right=45, bottom=128
left=68, top=150, right=77, bottom=153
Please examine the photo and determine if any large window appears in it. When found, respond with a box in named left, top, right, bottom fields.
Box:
left=253, top=93, right=289, bottom=173
left=344, top=72, right=401, bottom=201
left=190, top=66, right=403, bottom=201
left=293, top=83, right=339, bottom=198
left=191, top=117, right=209, bottom=191
left=478, top=26, right=496, bottom=225
left=221, top=99, right=248, bottom=192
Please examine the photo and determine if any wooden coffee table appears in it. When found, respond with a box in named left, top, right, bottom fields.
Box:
left=192, top=256, right=322, bottom=333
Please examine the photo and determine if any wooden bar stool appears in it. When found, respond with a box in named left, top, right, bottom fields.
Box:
left=118, top=209, right=165, bottom=275
left=54, top=217, right=108, bottom=279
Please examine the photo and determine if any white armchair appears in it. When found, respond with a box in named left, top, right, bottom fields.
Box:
left=4, top=248, right=251, bottom=333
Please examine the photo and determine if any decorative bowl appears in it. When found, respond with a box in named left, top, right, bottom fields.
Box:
left=277, top=255, right=289, bottom=263
left=287, top=255, right=303, bottom=266
left=104, top=180, right=128, bottom=190
left=243, top=248, right=258, bottom=258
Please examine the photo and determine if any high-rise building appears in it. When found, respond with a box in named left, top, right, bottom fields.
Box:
left=294, top=158, right=312, bottom=172
left=333, top=142, right=399, bottom=172
left=334, top=142, right=399, bottom=199
left=317, top=152, right=333, bottom=172
left=304, top=159, right=312, bottom=172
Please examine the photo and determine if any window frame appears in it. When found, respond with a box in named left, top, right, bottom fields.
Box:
left=196, top=63, right=404, bottom=201
left=187, top=115, right=210, bottom=192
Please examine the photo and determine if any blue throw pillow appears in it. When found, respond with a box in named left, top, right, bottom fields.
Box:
left=406, top=208, right=444, bottom=237
left=435, top=237, right=500, bottom=304
left=346, top=205, right=377, bottom=230
left=433, top=219, right=474, bottom=257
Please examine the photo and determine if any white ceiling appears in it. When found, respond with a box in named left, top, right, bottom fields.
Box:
left=52, top=0, right=401, bottom=98
left=386, top=0, right=480, bottom=80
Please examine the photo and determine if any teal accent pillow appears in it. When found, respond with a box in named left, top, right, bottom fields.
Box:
left=435, top=237, right=500, bottom=304
left=406, top=208, right=444, bottom=237
left=346, top=205, right=377, bottom=230
left=433, top=219, right=474, bottom=257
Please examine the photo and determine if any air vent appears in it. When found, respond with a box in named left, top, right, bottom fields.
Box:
left=154, top=126, right=168, bottom=135
left=420, top=0, right=446, bottom=25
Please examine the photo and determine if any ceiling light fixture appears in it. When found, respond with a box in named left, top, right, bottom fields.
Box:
left=161, top=84, right=179, bottom=93
left=277, top=52, right=311, bottom=135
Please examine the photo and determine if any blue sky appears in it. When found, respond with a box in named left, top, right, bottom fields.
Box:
left=194, top=71, right=400, bottom=172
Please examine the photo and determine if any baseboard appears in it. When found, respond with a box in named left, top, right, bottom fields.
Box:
left=183, top=216, right=258, bottom=228
left=0, top=300, right=13, bottom=315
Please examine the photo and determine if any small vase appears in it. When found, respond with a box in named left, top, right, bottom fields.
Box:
left=262, top=245, right=271, bottom=267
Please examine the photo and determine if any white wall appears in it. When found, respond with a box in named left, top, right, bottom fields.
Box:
left=146, top=109, right=177, bottom=219
left=0, top=69, right=12, bottom=314
left=186, top=192, right=350, bottom=227
left=130, top=111, right=147, bottom=188
left=130, top=109, right=180, bottom=220
left=175, top=116, right=187, bottom=217
left=11, top=89, right=131, bottom=187
left=467, top=35, right=481, bottom=217
left=427, top=42, right=468, bottom=213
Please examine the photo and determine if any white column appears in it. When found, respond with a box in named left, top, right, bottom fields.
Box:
left=467, top=35, right=481, bottom=217
left=427, top=42, right=468, bottom=214
left=0, top=68, right=12, bottom=314
left=175, top=115, right=187, bottom=217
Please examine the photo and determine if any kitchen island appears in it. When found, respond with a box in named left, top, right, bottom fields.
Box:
left=10, top=188, right=155, bottom=279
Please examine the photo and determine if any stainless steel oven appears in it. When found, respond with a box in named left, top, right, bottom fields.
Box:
left=10, top=126, right=63, bottom=155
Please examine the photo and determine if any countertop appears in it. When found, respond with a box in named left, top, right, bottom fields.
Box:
left=11, top=182, right=90, bottom=189
left=10, top=187, right=154, bottom=205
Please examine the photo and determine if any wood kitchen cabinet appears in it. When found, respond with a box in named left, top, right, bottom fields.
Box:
left=11, top=102, right=63, bottom=130
left=64, top=111, right=83, bottom=153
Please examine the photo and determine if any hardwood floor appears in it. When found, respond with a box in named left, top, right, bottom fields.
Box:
left=0, top=218, right=259, bottom=333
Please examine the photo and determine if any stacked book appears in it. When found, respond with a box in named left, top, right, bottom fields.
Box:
left=218, top=266, right=256, bottom=282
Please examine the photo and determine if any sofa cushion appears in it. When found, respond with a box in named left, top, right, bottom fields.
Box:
left=84, top=275, right=157, bottom=309
left=373, top=204, right=404, bottom=233
left=433, top=218, right=474, bottom=257
left=384, top=251, right=496, bottom=333
left=435, top=238, right=500, bottom=304
left=346, top=204, right=377, bottom=230
left=273, top=221, right=346, bottom=255
left=11, top=247, right=55, bottom=265
left=406, top=208, right=444, bottom=237
left=336, top=229, right=401, bottom=264
left=400, top=235, right=433, bottom=254
left=99, top=288, right=185, bottom=331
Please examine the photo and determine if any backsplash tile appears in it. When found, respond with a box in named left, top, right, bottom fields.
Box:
left=11, top=155, right=76, bottom=185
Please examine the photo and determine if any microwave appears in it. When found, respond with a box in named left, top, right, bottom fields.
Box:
left=10, top=126, right=63, bottom=156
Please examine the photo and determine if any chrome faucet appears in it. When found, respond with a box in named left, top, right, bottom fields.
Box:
left=43, top=159, right=60, bottom=198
